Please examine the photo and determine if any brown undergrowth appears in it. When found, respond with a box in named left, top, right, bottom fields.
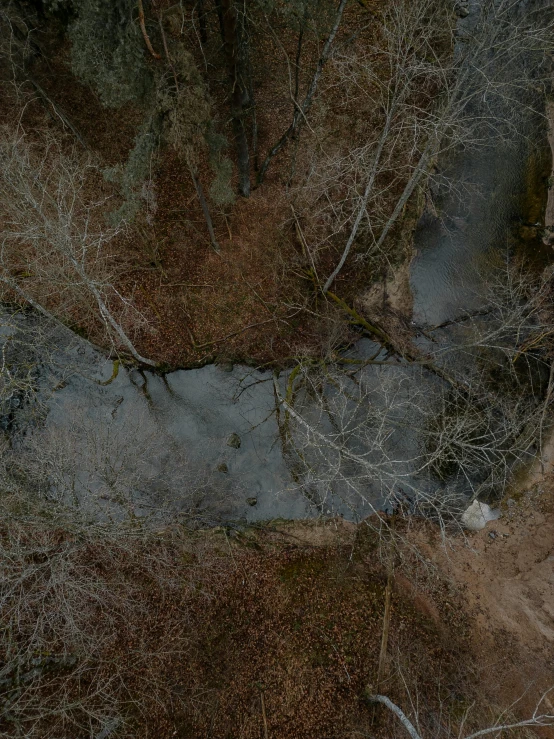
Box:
left=3, top=510, right=545, bottom=739
left=0, top=0, right=419, bottom=370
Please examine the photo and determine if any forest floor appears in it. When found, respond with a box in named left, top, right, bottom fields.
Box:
left=0, top=0, right=416, bottom=370
left=246, top=478, right=554, bottom=739
left=7, top=481, right=554, bottom=739
left=174, top=434, right=554, bottom=739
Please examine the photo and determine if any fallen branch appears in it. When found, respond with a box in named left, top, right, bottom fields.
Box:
left=366, top=690, right=554, bottom=739
left=326, top=291, right=462, bottom=389
left=376, top=522, right=395, bottom=691
left=366, top=695, right=422, bottom=739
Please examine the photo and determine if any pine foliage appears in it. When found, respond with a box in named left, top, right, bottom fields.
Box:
left=68, top=0, right=152, bottom=108
left=104, top=113, right=162, bottom=225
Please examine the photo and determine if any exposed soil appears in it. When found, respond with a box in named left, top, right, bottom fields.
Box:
left=408, top=485, right=554, bottom=737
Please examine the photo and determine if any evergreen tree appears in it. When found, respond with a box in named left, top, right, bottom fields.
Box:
left=68, top=0, right=152, bottom=108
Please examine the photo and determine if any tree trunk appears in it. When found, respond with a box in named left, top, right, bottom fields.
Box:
left=188, top=162, right=220, bottom=252
left=221, top=0, right=250, bottom=197
left=257, top=0, right=348, bottom=185
left=214, top=0, right=225, bottom=41
left=323, top=105, right=395, bottom=292
left=197, top=0, right=208, bottom=43
left=158, top=22, right=219, bottom=251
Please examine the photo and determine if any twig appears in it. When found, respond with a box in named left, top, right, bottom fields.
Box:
left=260, top=689, right=269, bottom=739
left=159, top=13, right=179, bottom=90
left=239, top=272, right=274, bottom=316
left=160, top=282, right=215, bottom=289
left=95, top=718, right=122, bottom=739
left=190, top=317, right=276, bottom=350
left=26, top=75, right=89, bottom=150
left=188, top=162, right=221, bottom=253
left=291, top=204, right=320, bottom=286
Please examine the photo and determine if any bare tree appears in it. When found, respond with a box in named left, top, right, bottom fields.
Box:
left=0, top=503, right=198, bottom=737
left=0, top=126, right=156, bottom=366
left=0, top=3, right=89, bottom=150
left=274, top=362, right=467, bottom=526
left=318, top=0, right=452, bottom=292
left=221, top=0, right=252, bottom=197
left=274, top=261, right=554, bottom=523
left=286, top=0, right=554, bottom=292
left=14, top=398, right=228, bottom=524
left=256, top=0, right=349, bottom=185
left=157, top=18, right=221, bottom=251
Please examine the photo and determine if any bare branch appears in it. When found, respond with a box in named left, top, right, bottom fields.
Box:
left=366, top=695, right=423, bottom=739
left=138, top=0, right=161, bottom=59
left=257, top=0, right=349, bottom=185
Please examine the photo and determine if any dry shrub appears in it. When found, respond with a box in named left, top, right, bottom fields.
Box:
left=0, top=124, right=154, bottom=364
left=0, top=515, right=228, bottom=738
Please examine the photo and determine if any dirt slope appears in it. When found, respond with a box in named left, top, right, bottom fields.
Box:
left=412, top=483, right=554, bottom=734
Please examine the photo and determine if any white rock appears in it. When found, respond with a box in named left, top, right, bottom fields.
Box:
left=461, top=500, right=500, bottom=531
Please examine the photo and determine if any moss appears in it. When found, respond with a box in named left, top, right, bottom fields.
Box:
left=66, top=322, right=89, bottom=340
left=155, top=362, right=174, bottom=374
left=97, top=359, right=120, bottom=386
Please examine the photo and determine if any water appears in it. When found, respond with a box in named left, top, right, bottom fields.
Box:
left=8, top=326, right=312, bottom=523
left=411, top=143, right=526, bottom=326
left=411, top=0, right=551, bottom=326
